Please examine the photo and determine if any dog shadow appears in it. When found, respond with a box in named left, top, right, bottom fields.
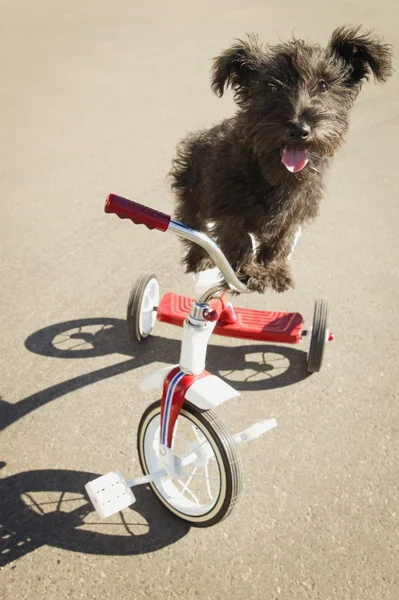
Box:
left=0, top=468, right=189, bottom=567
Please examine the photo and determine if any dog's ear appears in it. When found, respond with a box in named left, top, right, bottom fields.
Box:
left=328, top=26, right=393, bottom=85
left=211, top=36, right=263, bottom=101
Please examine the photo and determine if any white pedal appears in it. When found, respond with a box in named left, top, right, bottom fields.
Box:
left=233, top=419, right=277, bottom=444
left=85, top=470, right=136, bottom=519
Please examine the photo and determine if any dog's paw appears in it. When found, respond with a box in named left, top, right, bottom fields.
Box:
left=237, top=263, right=269, bottom=293
left=238, top=262, right=294, bottom=294
left=244, top=274, right=268, bottom=293
left=270, top=274, right=293, bottom=293
left=268, top=262, right=294, bottom=293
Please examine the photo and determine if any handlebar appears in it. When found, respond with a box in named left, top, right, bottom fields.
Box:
left=105, top=193, right=249, bottom=294
left=105, top=194, right=171, bottom=232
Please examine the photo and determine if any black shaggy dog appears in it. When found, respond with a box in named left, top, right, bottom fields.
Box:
left=171, top=27, right=392, bottom=293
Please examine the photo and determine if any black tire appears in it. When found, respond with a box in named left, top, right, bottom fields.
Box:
left=127, top=274, right=159, bottom=343
left=307, top=299, right=328, bottom=373
left=137, top=400, right=243, bottom=527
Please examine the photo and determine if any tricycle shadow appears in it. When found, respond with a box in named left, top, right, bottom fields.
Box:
left=1, top=317, right=310, bottom=434
left=0, top=468, right=189, bottom=567
left=25, top=316, right=311, bottom=392
left=0, top=318, right=311, bottom=563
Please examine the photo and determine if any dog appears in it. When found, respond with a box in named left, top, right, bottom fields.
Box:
left=170, top=26, right=392, bottom=293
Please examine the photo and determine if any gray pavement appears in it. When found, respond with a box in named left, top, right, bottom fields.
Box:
left=1, top=1, right=398, bottom=598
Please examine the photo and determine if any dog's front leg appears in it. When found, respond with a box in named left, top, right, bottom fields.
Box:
left=238, top=260, right=293, bottom=293
left=237, top=233, right=295, bottom=293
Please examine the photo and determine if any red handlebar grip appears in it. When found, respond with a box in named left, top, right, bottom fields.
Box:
left=105, top=194, right=171, bottom=232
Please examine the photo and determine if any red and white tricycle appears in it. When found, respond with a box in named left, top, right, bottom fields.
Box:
left=86, top=194, right=334, bottom=527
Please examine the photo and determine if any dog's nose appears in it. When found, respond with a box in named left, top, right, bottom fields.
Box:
left=286, top=123, right=311, bottom=141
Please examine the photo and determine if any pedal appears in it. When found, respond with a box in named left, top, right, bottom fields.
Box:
left=233, top=419, right=277, bottom=444
left=85, top=470, right=136, bottom=519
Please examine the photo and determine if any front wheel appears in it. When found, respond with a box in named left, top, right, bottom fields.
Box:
left=137, top=400, right=243, bottom=527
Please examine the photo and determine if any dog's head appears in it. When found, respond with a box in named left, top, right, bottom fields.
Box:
left=212, top=27, right=393, bottom=175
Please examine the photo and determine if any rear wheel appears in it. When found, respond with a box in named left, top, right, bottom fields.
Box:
left=127, top=274, right=159, bottom=343
left=307, top=299, right=329, bottom=373
left=137, top=400, right=243, bottom=527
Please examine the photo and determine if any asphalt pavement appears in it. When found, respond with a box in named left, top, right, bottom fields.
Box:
left=1, top=1, right=398, bottom=599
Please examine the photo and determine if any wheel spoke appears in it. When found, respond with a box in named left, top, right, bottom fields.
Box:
left=246, top=370, right=276, bottom=382
left=220, top=369, right=235, bottom=377
left=180, top=438, right=209, bottom=466
left=192, top=424, right=205, bottom=444
left=181, top=471, right=219, bottom=483
left=177, top=472, right=200, bottom=505
left=204, top=464, right=214, bottom=499
left=61, top=340, right=90, bottom=350
left=264, top=355, right=287, bottom=363
left=180, top=466, right=197, bottom=495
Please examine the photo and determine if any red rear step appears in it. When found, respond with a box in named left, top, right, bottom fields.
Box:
left=157, top=293, right=304, bottom=344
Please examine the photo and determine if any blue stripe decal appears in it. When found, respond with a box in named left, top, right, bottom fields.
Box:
left=162, top=371, right=184, bottom=445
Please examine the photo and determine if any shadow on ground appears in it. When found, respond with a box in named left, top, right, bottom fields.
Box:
left=1, top=317, right=310, bottom=433
left=0, top=316, right=311, bottom=565
left=0, top=469, right=189, bottom=567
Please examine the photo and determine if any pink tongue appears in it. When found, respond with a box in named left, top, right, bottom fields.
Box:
left=281, top=148, right=308, bottom=173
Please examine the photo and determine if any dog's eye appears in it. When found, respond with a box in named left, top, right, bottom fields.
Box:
left=318, top=80, right=328, bottom=93
left=267, top=82, right=280, bottom=94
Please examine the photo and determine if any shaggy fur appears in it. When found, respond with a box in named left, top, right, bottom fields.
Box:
left=170, top=26, right=392, bottom=293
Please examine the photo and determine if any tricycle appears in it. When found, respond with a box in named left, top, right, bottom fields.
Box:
left=85, top=194, right=333, bottom=527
